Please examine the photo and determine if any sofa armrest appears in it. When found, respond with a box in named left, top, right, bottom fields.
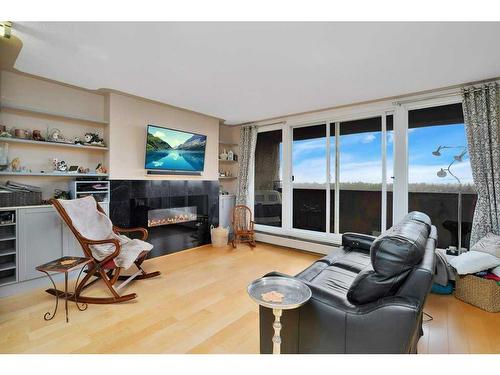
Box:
left=342, top=232, right=377, bottom=253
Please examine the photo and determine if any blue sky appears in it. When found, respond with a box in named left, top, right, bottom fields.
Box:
left=290, top=123, right=473, bottom=186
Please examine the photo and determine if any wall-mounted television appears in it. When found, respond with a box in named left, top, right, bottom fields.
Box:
left=145, top=125, right=207, bottom=174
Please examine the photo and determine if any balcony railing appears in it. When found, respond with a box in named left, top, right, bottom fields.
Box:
left=255, top=184, right=477, bottom=250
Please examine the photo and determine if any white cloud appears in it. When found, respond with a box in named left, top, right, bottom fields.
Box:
left=362, top=134, right=376, bottom=143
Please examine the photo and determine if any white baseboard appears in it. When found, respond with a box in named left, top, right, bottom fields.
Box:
left=255, top=232, right=340, bottom=255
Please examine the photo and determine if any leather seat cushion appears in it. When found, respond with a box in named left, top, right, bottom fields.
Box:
left=310, top=264, right=360, bottom=298
left=302, top=251, right=372, bottom=298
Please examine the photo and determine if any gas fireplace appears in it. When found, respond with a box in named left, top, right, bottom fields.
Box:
left=110, top=180, right=219, bottom=257
left=148, top=206, right=198, bottom=227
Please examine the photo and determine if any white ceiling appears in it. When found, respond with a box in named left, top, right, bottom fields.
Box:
left=12, top=22, right=500, bottom=124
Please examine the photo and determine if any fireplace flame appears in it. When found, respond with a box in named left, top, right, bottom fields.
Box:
left=148, top=213, right=198, bottom=227
left=148, top=206, right=198, bottom=227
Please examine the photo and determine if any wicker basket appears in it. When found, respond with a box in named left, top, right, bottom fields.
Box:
left=0, top=191, right=42, bottom=207
left=454, top=274, right=500, bottom=313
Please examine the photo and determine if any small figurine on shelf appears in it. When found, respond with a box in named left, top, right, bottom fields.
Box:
left=95, top=163, right=107, bottom=174
left=78, top=166, right=90, bottom=174
left=73, top=136, right=84, bottom=145
left=51, top=157, right=59, bottom=171
left=219, top=149, right=228, bottom=160
left=227, top=150, right=234, bottom=161
left=50, top=128, right=63, bottom=142
left=56, top=160, right=68, bottom=172
left=10, top=157, right=21, bottom=172
left=53, top=189, right=70, bottom=200
left=32, top=130, right=45, bottom=142
left=84, top=132, right=106, bottom=147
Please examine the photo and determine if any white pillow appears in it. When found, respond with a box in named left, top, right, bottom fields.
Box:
left=492, top=265, right=500, bottom=277
left=449, top=250, right=500, bottom=275
left=470, top=232, right=500, bottom=257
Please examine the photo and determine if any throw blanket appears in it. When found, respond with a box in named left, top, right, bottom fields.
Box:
left=434, top=250, right=454, bottom=286
left=58, top=197, right=153, bottom=269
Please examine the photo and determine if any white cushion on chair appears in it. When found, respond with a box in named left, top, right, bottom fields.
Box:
left=58, top=197, right=153, bottom=269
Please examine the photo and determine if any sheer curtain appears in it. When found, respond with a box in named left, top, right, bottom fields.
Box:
left=462, top=83, right=500, bottom=245
left=236, top=125, right=258, bottom=205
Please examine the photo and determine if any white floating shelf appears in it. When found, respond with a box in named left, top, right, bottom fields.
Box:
left=0, top=172, right=108, bottom=177
left=219, top=176, right=237, bottom=180
left=218, top=159, right=238, bottom=163
left=0, top=137, right=108, bottom=151
left=0, top=102, right=108, bottom=125
left=219, top=141, right=238, bottom=146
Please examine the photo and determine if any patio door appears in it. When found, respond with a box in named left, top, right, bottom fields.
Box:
left=290, top=114, right=393, bottom=238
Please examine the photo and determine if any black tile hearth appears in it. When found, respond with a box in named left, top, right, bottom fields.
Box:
left=110, top=180, right=219, bottom=257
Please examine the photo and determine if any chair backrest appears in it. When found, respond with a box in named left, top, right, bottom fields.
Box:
left=51, top=196, right=114, bottom=259
left=232, top=205, right=253, bottom=232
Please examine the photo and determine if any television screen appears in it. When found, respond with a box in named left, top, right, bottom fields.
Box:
left=145, top=125, right=207, bottom=172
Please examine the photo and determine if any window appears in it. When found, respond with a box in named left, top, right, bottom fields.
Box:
left=408, top=103, right=476, bottom=250
left=292, top=124, right=327, bottom=232
left=338, top=117, right=383, bottom=235
left=254, top=129, right=283, bottom=227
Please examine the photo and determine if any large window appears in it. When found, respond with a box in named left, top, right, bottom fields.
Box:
left=252, top=99, right=475, bottom=249
left=254, top=129, right=283, bottom=227
left=408, top=103, right=476, bottom=250
left=292, top=124, right=327, bottom=232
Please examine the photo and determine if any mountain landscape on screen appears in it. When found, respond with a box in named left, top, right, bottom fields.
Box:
left=145, top=125, right=206, bottom=172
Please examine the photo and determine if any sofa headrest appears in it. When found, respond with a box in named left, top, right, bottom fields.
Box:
left=370, top=217, right=429, bottom=277
left=347, top=212, right=433, bottom=305
left=404, top=211, right=431, bottom=230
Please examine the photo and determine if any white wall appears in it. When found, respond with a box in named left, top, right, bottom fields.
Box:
left=108, top=93, right=220, bottom=181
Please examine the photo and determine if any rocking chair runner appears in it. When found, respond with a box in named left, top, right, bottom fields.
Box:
left=50, top=196, right=160, bottom=304
left=231, top=204, right=256, bottom=248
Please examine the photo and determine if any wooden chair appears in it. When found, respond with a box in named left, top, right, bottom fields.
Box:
left=50, top=197, right=160, bottom=304
left=231, top=204, right=256, bottom=248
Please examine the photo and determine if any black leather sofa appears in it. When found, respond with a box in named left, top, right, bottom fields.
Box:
left=259, top=211, right=437, bottom=354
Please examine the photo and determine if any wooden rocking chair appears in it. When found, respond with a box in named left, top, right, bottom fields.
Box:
left=49, top=197, right=160, bottom=304
left=231, top=204, right=256, bottom=248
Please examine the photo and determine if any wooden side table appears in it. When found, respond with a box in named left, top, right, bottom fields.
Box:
left=36, top=256, right=92, bottom=323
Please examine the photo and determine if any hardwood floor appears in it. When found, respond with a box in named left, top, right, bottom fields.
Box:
left=0, top=243, right=498, bottom=354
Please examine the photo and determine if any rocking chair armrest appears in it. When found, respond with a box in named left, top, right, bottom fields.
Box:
left=113, top=226, right=148, bottom=240
left=82, top=237, right=122, bottom=263
left=250, top=220, right=255, bottom=230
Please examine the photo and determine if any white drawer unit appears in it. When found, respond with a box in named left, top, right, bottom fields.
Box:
left=70, top=179, right=110, bottom=203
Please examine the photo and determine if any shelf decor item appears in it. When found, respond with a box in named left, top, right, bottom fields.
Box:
left=0, top=143, right=8, bottom=171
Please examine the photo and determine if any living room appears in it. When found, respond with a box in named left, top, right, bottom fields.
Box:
left=1, top=1, right=500, bottom=373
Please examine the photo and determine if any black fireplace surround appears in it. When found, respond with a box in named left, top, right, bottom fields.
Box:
left=110, top=180, right=219, bottom=258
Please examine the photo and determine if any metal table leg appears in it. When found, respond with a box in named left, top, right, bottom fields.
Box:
left=272, top=308, right=283, bottom=355
left=64, top=272, right=69, bottom=323
left=40, top=271, right=58, bottom=321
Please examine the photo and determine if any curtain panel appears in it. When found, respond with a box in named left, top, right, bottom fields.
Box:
left=462, top=82, right=500, bottom=246
left=236, top=125, right=258, bottom=205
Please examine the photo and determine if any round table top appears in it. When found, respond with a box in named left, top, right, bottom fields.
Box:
left=247, top=276, right=312, bottom=310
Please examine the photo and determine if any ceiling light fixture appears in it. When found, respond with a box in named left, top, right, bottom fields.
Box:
left=0, top=21, right=12, bottom=39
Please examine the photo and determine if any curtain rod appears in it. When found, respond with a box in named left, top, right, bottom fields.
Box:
left=394, top=82, right=497, bottom=106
